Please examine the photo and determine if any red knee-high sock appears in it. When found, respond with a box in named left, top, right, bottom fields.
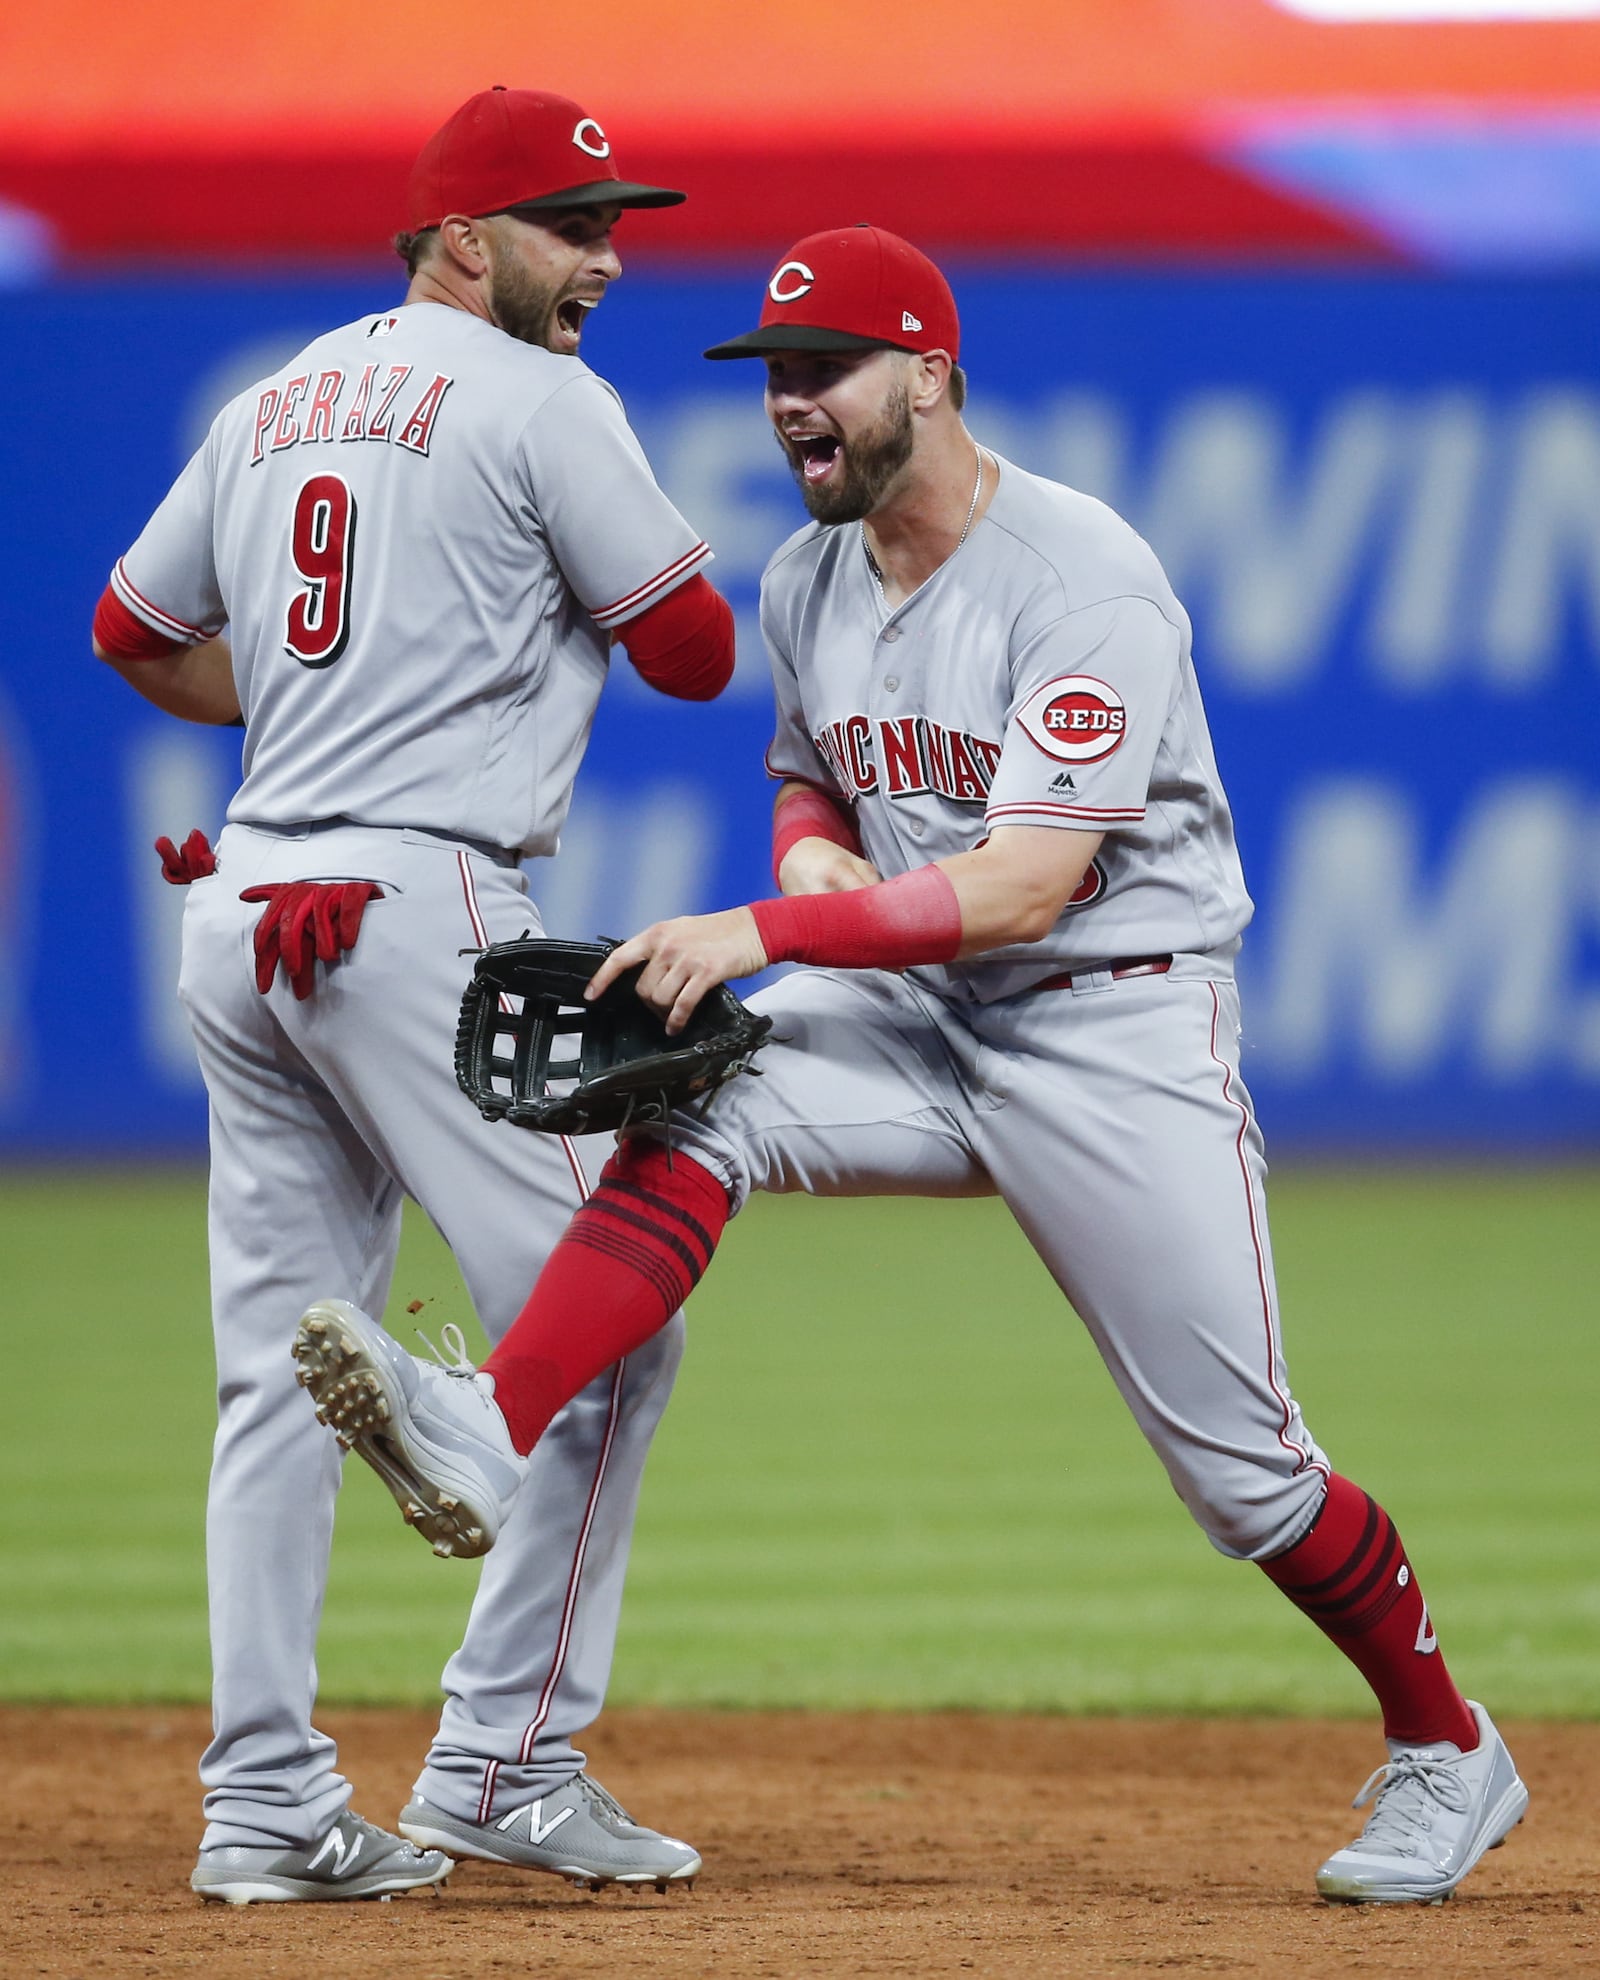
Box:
left=1260, top=1473, right=1478, bottom=1750
left=483, top=1141, right=730, bottom=1455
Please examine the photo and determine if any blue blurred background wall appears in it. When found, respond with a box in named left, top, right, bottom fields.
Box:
left=3, top=266, right=1596, bottom=1154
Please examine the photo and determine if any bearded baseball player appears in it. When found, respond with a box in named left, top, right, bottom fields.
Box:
left=92, top=88, right=731, bottom=1904
left=295, top=224, right=1529, bottom=1907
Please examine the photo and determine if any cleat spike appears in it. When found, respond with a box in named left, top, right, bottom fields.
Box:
left=289, top=1297, right=523, bottom=1566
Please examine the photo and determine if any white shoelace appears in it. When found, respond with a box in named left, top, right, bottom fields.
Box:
left=1345, top=1754, right=1474, bottom=1858
left=415, top=1320, right=476, bottom=1379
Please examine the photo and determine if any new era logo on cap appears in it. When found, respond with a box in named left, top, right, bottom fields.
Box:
left=704, top=223, right=960, bottom=362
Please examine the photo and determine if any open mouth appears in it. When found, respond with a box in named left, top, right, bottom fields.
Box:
left=555, top=296, right=599, bottom=343
left=790, top=432, right=842, bottom=484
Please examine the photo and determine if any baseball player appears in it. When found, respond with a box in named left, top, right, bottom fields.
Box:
left=91, top=88, right=732, bottom=1904
left=297, top=224, right=1528, bottom=1907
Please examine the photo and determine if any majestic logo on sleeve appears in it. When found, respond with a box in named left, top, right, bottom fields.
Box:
left=1017, top=675, right=1126, bottom=764
left=769, top=261, right=817, bottom=304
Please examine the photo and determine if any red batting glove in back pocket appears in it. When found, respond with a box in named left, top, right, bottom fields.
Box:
left=155, top=828, right=217, bottom=885
left=238, top=880, right=384, bottom=1000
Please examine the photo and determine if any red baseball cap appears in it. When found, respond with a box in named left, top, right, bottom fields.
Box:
left=407, top=87, right=685, bottom=231
left=704, top=224, right=959, bottom=362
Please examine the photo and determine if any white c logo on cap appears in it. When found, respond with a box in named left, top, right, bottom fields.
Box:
left=768, top=260, right=815, bottom=305
left=572, top=118, right=611, bottom=159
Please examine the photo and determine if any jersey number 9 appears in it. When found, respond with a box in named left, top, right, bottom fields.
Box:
left=285, top=473, right=358, bottom=668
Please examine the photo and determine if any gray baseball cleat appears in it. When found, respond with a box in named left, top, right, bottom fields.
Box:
left=292, top=1299, right=526, bottom=1559
left=1316, top=1701, right=1528, bottom=1904
left=398, top=1773, right=701, bottom=1892
left=191, top=1811, right=452, bottom=1905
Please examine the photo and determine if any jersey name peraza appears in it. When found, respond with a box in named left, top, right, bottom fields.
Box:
left=246, top=360, right=453, bottom=464
left=112, top=303, right=709, bottom=857
left=761, top=458, right=1252, bottom=1002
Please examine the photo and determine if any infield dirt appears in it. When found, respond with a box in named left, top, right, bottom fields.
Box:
left=2, top=1707, right=1594, bottom=1978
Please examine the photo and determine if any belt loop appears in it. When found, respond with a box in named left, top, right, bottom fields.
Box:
left=1022, top=954, right=1174, bottom=1000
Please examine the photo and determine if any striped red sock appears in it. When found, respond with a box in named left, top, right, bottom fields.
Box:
left=482, top=1141, right=728, bottom=1456
left=1260, top=1473, right=1478, bottom=1750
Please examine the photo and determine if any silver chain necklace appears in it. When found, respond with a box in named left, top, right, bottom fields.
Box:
left=863, top=445, right=987, bottom=604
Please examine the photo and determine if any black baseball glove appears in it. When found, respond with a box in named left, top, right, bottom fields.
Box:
left=455, top=937, right=772, bottom=1136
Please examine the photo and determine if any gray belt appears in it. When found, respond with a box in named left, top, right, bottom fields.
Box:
left=246, top=818, right=522, bottom=868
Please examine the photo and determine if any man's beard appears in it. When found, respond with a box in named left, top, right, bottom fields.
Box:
left=489, top=257, right=567, bottom=351
left=781, top=380, right=915, bottom=525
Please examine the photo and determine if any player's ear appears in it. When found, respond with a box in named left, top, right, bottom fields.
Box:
left=438, top=214, right=491, bottom=279
left=910, top=350, right=954, bottom=415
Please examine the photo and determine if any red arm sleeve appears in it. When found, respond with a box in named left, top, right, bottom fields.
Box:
left=614, top=575, right=735, bottom=702
left=771, top=784, right=864, bottom=883
left=93, top=585, right=185, bottom=660
left=749, top=865, right=963, bottom=971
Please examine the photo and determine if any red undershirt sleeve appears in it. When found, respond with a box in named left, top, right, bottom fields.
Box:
left=92, top=584, right=186, bottom=661
left=771, top=784, right=864, bottom=883
left=614, top=575, right=735, bottom=702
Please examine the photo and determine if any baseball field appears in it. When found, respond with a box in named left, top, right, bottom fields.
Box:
left=4, top=1164, right=1597, bottom=1975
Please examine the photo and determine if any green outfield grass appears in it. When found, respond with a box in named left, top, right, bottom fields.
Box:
left=2, top=1167, right=1595, bottom=1714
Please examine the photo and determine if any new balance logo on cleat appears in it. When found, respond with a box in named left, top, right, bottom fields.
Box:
left=307, top=1827, right=364, bottom=1877
left=496, top=1800, right=577, bottom=1848
left=191, top=1811, right=450, bottom=1904
left=398, top=1775, right=702, bottom=1889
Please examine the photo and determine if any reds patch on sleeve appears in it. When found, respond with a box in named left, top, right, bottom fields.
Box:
left=1015, top=675, right=1127, bottom=764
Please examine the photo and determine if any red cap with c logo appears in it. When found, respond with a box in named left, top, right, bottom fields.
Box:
left=407, top=87, right=685, bottom=230
left=704, top=224, right=960, bottom=362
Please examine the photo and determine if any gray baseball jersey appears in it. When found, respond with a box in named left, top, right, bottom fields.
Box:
left=762, top=456, right=1251, bottom=1001
left=113, top=298, right=707, bottom=1852
left=115, top=300, right=709, bottom=857
left=650, top=451, right=1331, bottom=1580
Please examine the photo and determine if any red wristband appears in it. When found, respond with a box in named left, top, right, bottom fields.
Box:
left=749, top=864, right=963, bottom=972
left=771, top=786, right=864, bottom=884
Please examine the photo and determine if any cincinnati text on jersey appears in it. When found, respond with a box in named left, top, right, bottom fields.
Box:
left=249, top=366, right=456, bottom=465
left=812, top=714, right=1002, bottom=804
